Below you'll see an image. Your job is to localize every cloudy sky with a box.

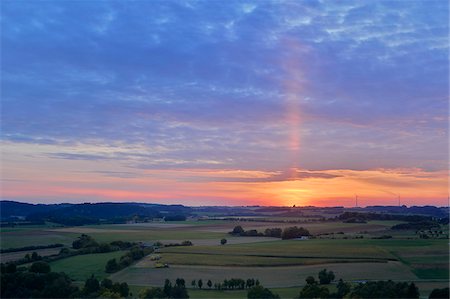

[1,0,448,206]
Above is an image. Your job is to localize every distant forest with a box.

[1,200,448,227]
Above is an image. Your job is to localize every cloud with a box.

[1,0,448,204]
[178,168,342,183]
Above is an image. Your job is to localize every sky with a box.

[1,0,448,207]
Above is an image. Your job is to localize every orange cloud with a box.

[2,163,447,207]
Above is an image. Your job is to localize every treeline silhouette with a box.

[229,225,311,239]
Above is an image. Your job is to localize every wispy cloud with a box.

[1,0,448,205]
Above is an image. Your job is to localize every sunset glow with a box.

[1,1,448,207]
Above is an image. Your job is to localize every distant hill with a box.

[0,200,67,219]
[0,201,191,225]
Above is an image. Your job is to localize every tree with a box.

[72,234,98,249]
[163,279,172,297]
[281,226,310,240]
[336,279,351,297]
[318,269,335,284]
[31,252,41,261]
[4,263,16,273]
[101,278,113,289]
[298,284,329,299]
[176,278,186,287]
[198,279,203,289]
[231,226,245,235]
[349,281,420,298]
[181,240,193,246]
[84,275,100,294]
[406,282,419,299]
[305,276,316,285]
[139,287,166,298]
[105,258,119,273]
[220,238,227,245]
[119,282,129,297]
[171,285,189,299]
[29,261,51,274]
[264,228,282,238]
[247,285,280,299]
[429,287,449,299]
[207,280,212,289]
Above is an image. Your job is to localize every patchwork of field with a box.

[0,220,403,249]
[1,219,448,299]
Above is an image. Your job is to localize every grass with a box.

[110,261,416,288]
[50,251,124,281]
[158,252,387,267]
[161,239,395,260]
[371,239,449,280]
[2,221,447,290]
[0,231,79,249]
[0,247,62,263]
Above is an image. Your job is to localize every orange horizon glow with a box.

[2,157,448,207]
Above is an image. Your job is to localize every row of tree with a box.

[8,235,136,267]
[190,278,261,290]
[229,225,311,239]
[0,243,63,254]
[139,278,189,298]
[105,246,152,273]
[297,271,421,299]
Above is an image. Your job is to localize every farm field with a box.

[49,251,125,281]
[110,261,416,288]
[1,218,448,299]
[0,247,62,263]
[0,219,409,249]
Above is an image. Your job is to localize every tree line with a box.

[105,246,153,273]
[0,261,130,298]
[190,278,261,290]
[229,225,311,239]
[1,243,63,254]
[8,234,137,267]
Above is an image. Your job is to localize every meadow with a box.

[1,218,448,298]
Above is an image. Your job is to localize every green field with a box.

[161,239,394,259]
[110,261,417,288]
[1,219,448,299]
[49,251,124,281]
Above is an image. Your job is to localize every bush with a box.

[139,287,166,298]
[318,269,335,284]
[429,287,449,299]
[247,285,279,299]
[84,275,100,295]
[349,280,419,298]
[181,240,193,246]
[105,258,119,273]
[264,228,282,238]
[72,234,98,249]
[231,226,245,235]
[298,284,329,298]
[29,261,51,274]
[281,226,310,240]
